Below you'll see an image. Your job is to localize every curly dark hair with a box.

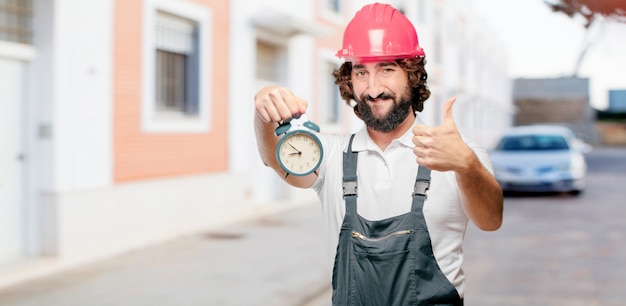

[332,57,430,118]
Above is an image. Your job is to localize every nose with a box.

[366,75,384,100]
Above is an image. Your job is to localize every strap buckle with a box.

[413,181,430,197]
[343,181,358,197]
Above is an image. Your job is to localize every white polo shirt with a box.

[311,115,494,298]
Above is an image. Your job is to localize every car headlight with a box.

[559,162,571,171]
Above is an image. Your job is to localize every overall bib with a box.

[331,135,463,306]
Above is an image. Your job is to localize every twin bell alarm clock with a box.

[274,114,323,177]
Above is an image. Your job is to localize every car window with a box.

[496,135,570,151]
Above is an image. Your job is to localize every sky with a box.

[469,0,626,110]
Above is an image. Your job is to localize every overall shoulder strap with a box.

[411,165,431,212]
[342,134,357,213]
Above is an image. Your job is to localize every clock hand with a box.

[287,143,301,154]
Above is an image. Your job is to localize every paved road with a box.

[0,203,332,306]
[463,147,626,305]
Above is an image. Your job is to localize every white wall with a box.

[0,43,35,264]
[228,0,262,175]
[48,173,315,264]
[26,0,115,259]
[50,0,114,191]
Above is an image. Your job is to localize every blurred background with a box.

[1,0,625,305]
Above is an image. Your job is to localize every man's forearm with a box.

[456,154,504,231]
[254,113,280,169]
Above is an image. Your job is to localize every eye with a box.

[353,70,368,81]
[380,68,396,77]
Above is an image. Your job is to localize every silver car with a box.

[490,125,590,195]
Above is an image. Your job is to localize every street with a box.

[463,146,626,305]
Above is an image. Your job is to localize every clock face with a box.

[276,130,323,176]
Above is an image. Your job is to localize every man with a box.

[254,3,503,305]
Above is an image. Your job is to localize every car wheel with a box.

[569,190,582,196]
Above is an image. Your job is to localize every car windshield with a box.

[496,135,570,151]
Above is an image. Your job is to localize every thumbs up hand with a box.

[412,97,473,172]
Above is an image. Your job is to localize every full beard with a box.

[355,90,413,133]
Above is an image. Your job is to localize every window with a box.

[320,0,345,24]
[142,0,212,133]
[0,0,32,44]
[256,40,280,82]
[326,0,340,13]
[497,135,570,151]
[155,12,198,115]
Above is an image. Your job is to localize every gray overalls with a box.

[331,135,463,305]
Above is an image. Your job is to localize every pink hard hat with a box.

[336,3,425,62]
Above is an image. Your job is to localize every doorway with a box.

[0,57,26,264]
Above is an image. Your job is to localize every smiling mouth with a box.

[368,98,387,103]
[368,98,395,107]
[363,93,394,102]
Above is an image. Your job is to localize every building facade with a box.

[513,77,598,143]
[0,0,511,288]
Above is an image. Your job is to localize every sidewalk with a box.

[0,203,333,306]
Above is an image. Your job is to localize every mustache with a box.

[360,92,395,102]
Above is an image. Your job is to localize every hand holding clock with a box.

[254,86,323,177]
[254,86,308,124]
